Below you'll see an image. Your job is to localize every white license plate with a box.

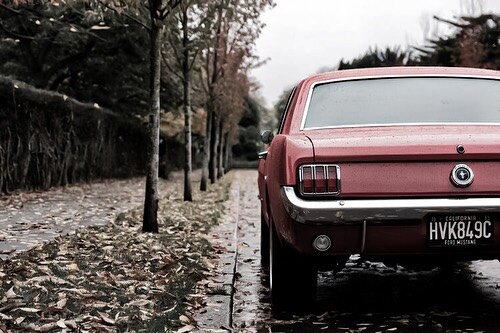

[427,214,494,247]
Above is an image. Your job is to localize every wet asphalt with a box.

[230,170,500,333]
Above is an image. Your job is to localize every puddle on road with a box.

[253,258,500,333]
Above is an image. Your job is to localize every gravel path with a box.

[0,172,188,258]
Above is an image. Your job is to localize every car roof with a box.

[301,66,500,86]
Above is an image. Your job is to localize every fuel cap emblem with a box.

[451,164,474,188]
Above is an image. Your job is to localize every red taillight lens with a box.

[299,165,340,196]
[301,166,314,194]
[314,166,327,193]
[327,166,338,193]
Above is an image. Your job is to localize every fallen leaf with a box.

[176,325,195,333]
[66,262,79,271]
[126,299,152,307]
[179,314,190,324]
[56,319,67,328]
[5,287,17,299]
[17,307,40,313]
[98,311,115,325]
[0,313,13,321]
[56,298,67,309]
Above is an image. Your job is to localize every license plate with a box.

[427,214,494,247]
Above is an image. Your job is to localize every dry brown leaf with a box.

[126,299,152,307]
[5,287,17,299]
[65,320,77,329]
[176,325,195,333]
[98,311,115,325]
[17,307,40,313]
[56,298,67,309]
[56,319,67,328]
[89,301,108,309]
[66,262,79,271]
[0,313,13,321]
[179,314,190,325]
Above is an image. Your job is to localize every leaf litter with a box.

[0,175,231,332]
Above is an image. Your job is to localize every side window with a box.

[277,87,296,134]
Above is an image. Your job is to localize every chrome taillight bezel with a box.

[298,164,341,196]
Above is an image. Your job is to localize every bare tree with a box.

[165,0,213,200]
[98,0,183,232]
[199,0,274,190]
[142,0,182,232]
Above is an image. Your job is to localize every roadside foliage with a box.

[0,174,230,332]
[0,0,273,197]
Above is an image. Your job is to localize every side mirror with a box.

[261,130,274,144]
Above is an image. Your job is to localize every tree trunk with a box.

[182,9,193,202]
[209,113,219,184]
[224,132,230,171]
[200,104,212,191]
[217,121,224,178]
[143,19,162,233]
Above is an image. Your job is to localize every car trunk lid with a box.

[305,125,500,198]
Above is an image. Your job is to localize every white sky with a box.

[251,0,500,107]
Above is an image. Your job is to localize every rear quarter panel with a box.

[265,134,314,244]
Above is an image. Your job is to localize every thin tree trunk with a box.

[217,122,224,178]
[209,113,215,183]
[210,113,219,184]
[182,8,193,202]
[207,7,223,186]
[224,132,230,171]
[143,19,162,233]
[200,104,212,191]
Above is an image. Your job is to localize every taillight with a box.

[299,165,340,196]
[301,166,314,193]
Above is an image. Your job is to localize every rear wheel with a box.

[269,220,317,311]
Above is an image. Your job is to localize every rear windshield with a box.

[303,77,500,129]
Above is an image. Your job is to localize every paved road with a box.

[0,172,186,259]
[225,170,500,333]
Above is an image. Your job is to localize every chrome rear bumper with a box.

[281,186,500,224]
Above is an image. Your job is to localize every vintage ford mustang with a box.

[258,67,500,308]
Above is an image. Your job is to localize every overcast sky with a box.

[251,0,500,107]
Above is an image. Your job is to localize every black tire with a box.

[260,212,270,268]
[269,221,317,311]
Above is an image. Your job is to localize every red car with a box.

[258,67,500,309]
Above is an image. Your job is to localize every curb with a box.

[194,179,240,332]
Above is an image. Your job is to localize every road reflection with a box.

[259,258,500,333]
[229,172,500,333]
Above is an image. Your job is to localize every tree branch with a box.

[0,22,36,40]
[168,34,184,68]
[98,0,151,32]
[159,0,182,20]
[0,3,21,15]
[412,46,433,55]
[44,40,96,88]
[433,16,468,28]
[188,47,200,71]
[162,51,184,81]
